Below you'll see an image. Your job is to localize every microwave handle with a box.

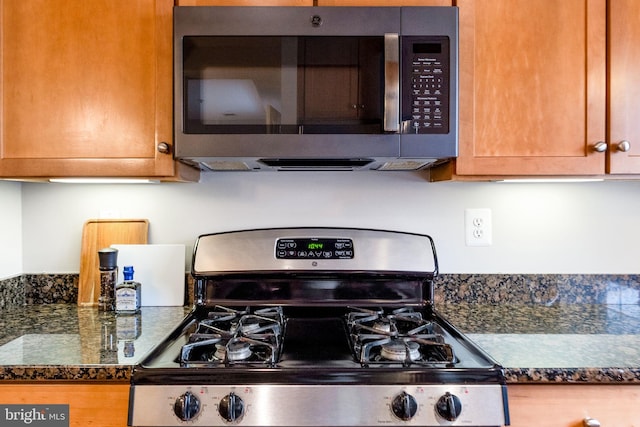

[384,33,400,133]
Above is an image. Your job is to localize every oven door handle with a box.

[384,33,400,133]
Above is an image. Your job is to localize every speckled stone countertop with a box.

[438,303,640,383]
[0,303,639,383]
[0,304,189,381]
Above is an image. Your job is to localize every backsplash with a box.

[434,274,640,305]
[0,274,194,308]
[1,274,638,308]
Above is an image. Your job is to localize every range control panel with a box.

[402,36,450,134]
[130,384,508,426]
[275,238,354,260]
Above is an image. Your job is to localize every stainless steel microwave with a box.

[174,6,458,172]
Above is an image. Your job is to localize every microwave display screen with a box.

[182,36,385,135]
[413,43,442,54]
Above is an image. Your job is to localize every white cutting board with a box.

[110,244,185,306]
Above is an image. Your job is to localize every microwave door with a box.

[384,33,400,133]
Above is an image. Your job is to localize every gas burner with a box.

[179,306,284,367]
[373,318,393,334]
[380,339,421,361]
[226,341,252,361]
[346,307,457,366]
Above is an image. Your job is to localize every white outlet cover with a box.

[465,208,492,246]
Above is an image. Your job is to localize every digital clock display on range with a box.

[276,238,354,260]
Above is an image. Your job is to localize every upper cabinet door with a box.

[316,1,452,5]
[177,0,313,5]
[454,0,606,176]
[608,0,640,174]
[0,0,177,178]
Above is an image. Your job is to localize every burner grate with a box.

[179,306,284,367]
[346,307,457,367]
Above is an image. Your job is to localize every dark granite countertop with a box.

[0,304,189,381]
[438,303,640,383]
[0,303,639,383]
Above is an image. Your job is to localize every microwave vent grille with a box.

[378,160,437,171]
[201,161,252,171]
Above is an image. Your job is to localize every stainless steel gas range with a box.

[128,227,509,426]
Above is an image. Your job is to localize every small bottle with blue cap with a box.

[115,266,141,314]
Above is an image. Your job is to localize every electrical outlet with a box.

[465,208,492,246]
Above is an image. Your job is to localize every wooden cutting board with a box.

[77,219,149,306]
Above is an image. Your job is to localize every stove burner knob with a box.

[435,392,462,421]
[391,391,418,421]
[174,391,201,421]
[219,392,245,423]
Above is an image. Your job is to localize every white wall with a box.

[0,181,23,279]
[17,172,640,274]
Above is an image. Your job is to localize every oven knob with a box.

[173,391,201,421]
[218,392,245,422]
[391,391,418,421]
[435,392,462,421]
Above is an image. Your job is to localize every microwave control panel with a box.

[402,36,450,134]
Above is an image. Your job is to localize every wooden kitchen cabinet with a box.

[176,1,451,9]
[0,0,196,180]
[435,0,608,179]
[508,384,640,427]
[434,0,640,180]
[317,1,451,5]
[607,0,640,173]
[177,0,313,5]
[0,384,129,427]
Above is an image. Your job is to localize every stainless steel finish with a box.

[384,33,400,132]
[617,140,631,152]
[173,6,458,172]
[583,417,601,427]
[130,384,507,426]
[130,226,508,427]
[193,228,437,276]
[175,6,401,36]
[594,141,608,152]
